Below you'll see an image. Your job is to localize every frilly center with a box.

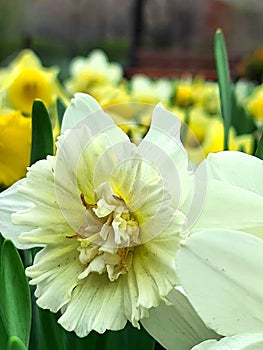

[70,182,140,282]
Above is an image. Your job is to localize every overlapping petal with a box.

[192,333,263,350]
[141,288,219,350]
[0,180,35,249]
[176,229,263,336]
[192,152,263,236]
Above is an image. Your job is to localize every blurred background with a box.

[1,0,263,81]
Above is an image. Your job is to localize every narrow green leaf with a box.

[231,89,257,135]
[65,323,155,350]
[30,99,54,165]
[0,240,31,347]
[7,336,27,350]
[0,232,4,254]
[214,29,232,150]
[56,98,67,128]
[0,313,9,350]
[38,308,67,350]
[255,130,263,160]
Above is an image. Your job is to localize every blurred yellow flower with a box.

[90,84,130,107]
[196,82,220,115]
[186,118,254,164]
[246,87,263,121]
[174,83,194,108]
[0,110,31,187]
[65,50,123,95]
[129,75,172,106]
[0,49,68,115]
[173,78,220,115]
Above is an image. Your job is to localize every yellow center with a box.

[8,68,52,114]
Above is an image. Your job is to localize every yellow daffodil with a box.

[186,118,253,164]
[0,94,261,338]
[0,49,69,115]
[65,49,123,96]
[0,109,31,187]
[174,82,194,108]
[246,86,263,122]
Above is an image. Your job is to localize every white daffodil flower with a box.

[65,50,123,95]
[0,93,191,337]
[1,93,263,340]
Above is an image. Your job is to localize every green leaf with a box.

[176,230,263,337]
[231,89,257,135]
[192,333,263,350]
[0,232,4,255]
[7,336,27,350]
[65,323,155,350]
[214,29,232,150]
[255,130,263,160]
[31,99,54,165]
[141,288,219,350]
[38,308,67,350]
[0,314,9,350]
[56,98,67,128]
[0,240,31,347]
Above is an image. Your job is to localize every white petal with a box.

[108,63,122,84]
[138,104,191,209]
[132,215,185,309]
[192,333,263,350]
[0,179,36,249]
[58,273,127,336]
[192,152,263,236]
[205,151,263,195]
[55,127,136,232]
[27,240,82,313]
[141,288,219,350]
[176,229,263,336]
[61,93,130,146]
[191,340,217,350]
[13,157,78,232]
[88,49,108,68]
[61,93,102,132]
[192,180,263,236]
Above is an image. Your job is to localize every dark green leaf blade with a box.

[7,336,27,350]
[38,308,67,350]
[231,88,257,135]
[0,312,9,350]
[31,99,54,165]
[255,130,263,160]
[214,28,232,150]
[56,98,67,128]
[0,240,31,347]
[65,323,155,350]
